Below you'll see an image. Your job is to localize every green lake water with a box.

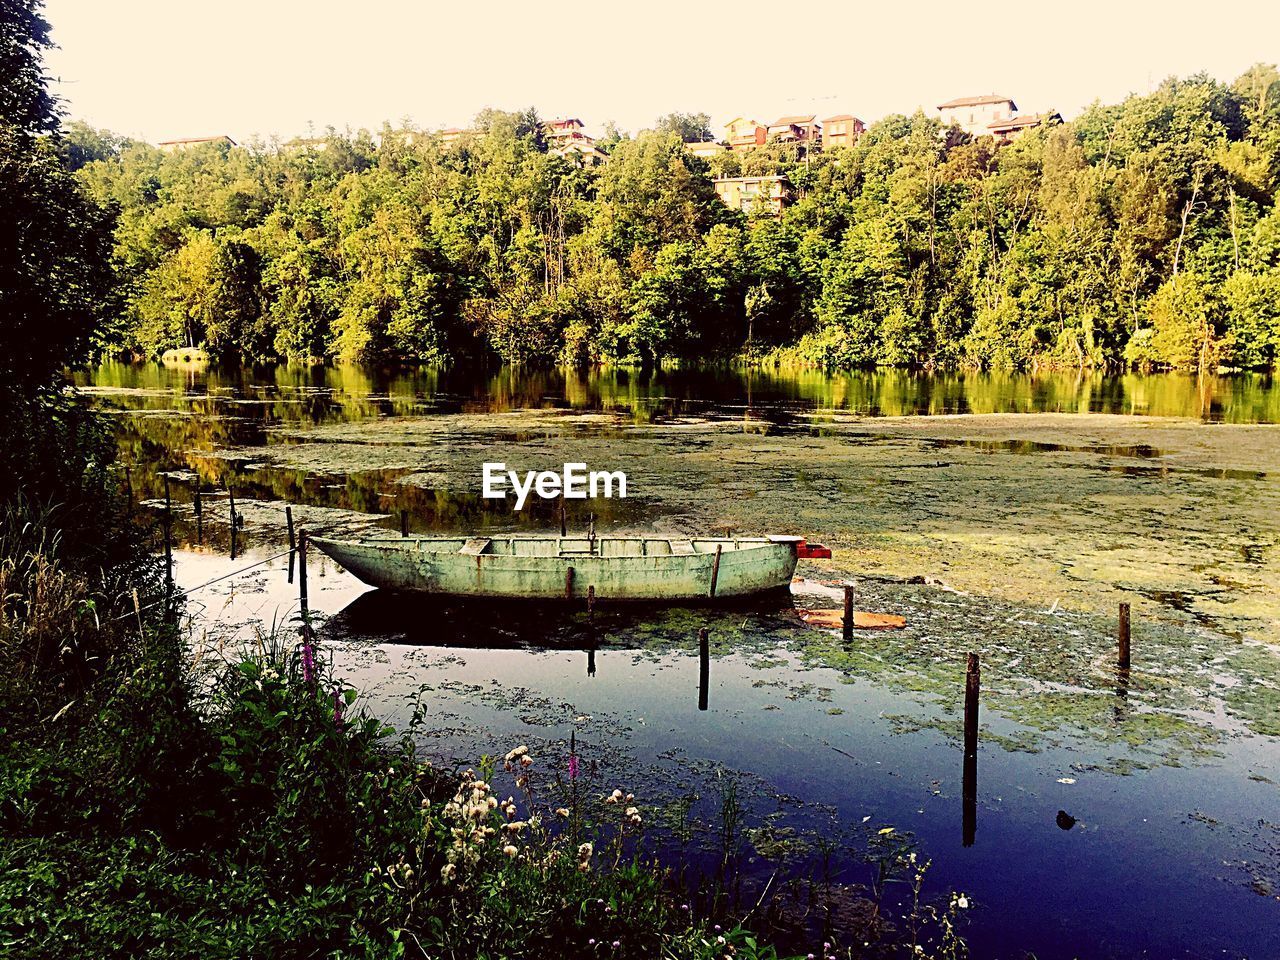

[73,362,1280,960]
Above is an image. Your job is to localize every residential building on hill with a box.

[157,135,236,152]
[713,175,793,216]
[724,117,767,151]
[544,118,607,166]
[545,117,587,143]
[555,136,608,166]
[686,140,726,158]
[767,114,821,147]
[822,114,865,149]
[937,95,1017,137]
[987,110,1062,143]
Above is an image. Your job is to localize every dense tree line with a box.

[70,68,1280,371]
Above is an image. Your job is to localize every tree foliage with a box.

[67,66,1280,372]
[0,0,119,510]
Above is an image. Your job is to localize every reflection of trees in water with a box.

[76,362,1280,424]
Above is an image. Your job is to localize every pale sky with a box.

[43,0,1280,144]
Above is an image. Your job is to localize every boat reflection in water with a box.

[322,588,798,703]
[326,588,795,650]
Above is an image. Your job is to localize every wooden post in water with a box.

[565,565,575,599]
[708,544,723,598]
[964,653,980,756]
[962,652,979,847]
[228,486,239,560]
[587,584,595,621]
[400,509,408,538]
[162,475,173,601]
[559,494,567,537]
[698,627,710,711]
[194,486,203,544]
[1118,602,1131,671]
[285,506,296,584]
[843,584,854,641]
[297,531,309,623]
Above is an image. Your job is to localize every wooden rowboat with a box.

[310,534,831,601]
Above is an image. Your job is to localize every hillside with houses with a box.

[62,68,1280,371]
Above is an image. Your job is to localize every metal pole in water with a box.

[843,583,854,641]
[1118,602,1131,670]
[698,627,710,711]
[962,652,979,847]
[285,505,296,584]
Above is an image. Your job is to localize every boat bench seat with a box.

[459,538,492,556]
[670,540,696,555]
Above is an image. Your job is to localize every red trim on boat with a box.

[796,540,832,559]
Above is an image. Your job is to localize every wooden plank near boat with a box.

[797,608,907,631]
[459,537,491,556]
[310,534,818,601]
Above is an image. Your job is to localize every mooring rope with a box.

[111,547,295,622]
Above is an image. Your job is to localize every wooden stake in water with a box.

[843,584,854,641]
[587,584,595,620]
[708,544,723,598]
[162,475,173,600]
[964,653,980,757]
[228,486,239,560]
[565,565,575,599]
[400,509,408,538]
[962,652,979,846]
[298,531,309,622]
[698,627,710,711]
[285,505,296,584]
[1118,602,1132,671]
[559,494,567,538]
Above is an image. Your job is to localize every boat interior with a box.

[391,536,771,557]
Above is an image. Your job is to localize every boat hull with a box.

[310,536,800,600]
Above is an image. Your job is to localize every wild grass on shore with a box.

[0,502,967,959]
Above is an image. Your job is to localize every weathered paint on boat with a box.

[310,535,803,600]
